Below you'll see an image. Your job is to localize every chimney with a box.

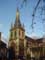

[0,32,1,41]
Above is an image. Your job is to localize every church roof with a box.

[25,36,43,43]
[25,36,36,43]
[36,38,43,43]
[0,32,7,48]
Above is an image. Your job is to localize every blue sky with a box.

[0,0,45,41]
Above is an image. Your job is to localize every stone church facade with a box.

[8,8,26,60]
[8,8,45,60]
[0,8,45,60]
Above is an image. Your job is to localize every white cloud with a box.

[30,32,38,39]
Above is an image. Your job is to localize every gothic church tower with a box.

[8,8,25,57]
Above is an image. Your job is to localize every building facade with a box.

[0,32,7,60]
[8,8,45,60]
[8,8,26,60]
[0,8,45,60]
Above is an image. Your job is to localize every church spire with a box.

[16,8,20,20]
[14,8,22,28]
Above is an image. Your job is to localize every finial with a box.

[16,7,20,20]
[23,23,24,28]
[11,22,13,29]
[22,23,25,31]
[17,7,19,12]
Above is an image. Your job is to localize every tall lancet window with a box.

[10,31,13,38]
[22,31,24,37]
[19,30,20,36]
[15,31,16,38]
